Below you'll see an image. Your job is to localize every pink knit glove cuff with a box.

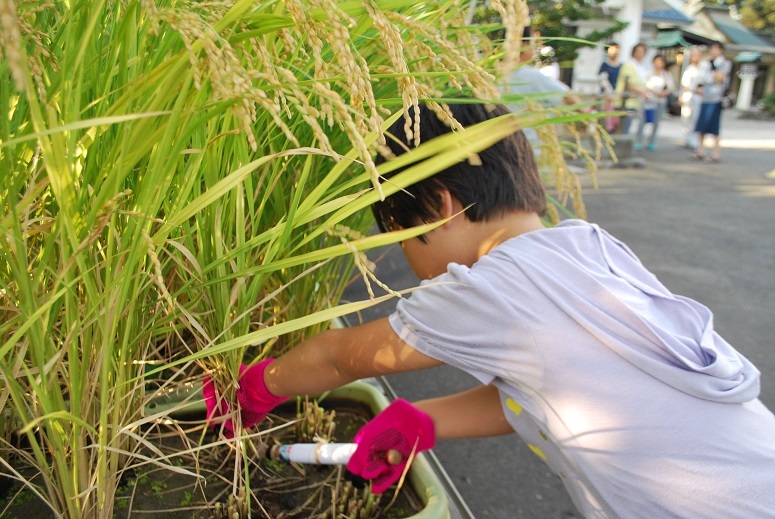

[236,359,289,430]
[346,399,435,493]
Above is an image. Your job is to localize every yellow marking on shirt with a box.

[506,398,523,415]
[528,444,547,461]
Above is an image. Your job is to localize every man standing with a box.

[693,41,731,163]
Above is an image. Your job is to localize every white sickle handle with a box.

[270,443,402,466]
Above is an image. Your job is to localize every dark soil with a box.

[0,398,424,518]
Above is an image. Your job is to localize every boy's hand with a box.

[203,359,288,437]
[346,399,435,493]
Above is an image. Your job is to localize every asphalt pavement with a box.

[341,110,775,518]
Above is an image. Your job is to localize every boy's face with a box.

[400,195,475,280]
[401,235,450,280]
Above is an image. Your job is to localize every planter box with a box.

[144,379,450,518]
[324,380,450,519]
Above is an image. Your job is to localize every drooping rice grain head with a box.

[489,0,529,77]
[385,10,500,101]
[0,1,599,517]
[362,0,419,147]
[0,0,27,91]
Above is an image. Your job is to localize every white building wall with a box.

[573,23,608,94]
[618,1,645,58]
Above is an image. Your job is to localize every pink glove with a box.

[203,359,288,437]
[346,399,435,493]
[202,373,235,436]
[235,359,288,428]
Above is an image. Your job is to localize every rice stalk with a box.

[0,0,602,517]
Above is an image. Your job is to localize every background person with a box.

[598,42,622,132]
[639,54,675,151]
[205,102,775,518]
[538,46,561,81]
[500,26,586,154]
[615,43,652,138]
[693,41,731,163]
[598,42,622,93]
[679,46,704,150]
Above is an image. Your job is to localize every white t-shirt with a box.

[389,219,775,518]
[500,66,570,149]
[698,57,732,104]
[502,65,570,103]
[680,63,702,104]
[645,70,675,105]
[681,63,702,91]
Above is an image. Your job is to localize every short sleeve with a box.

[387,263,543,388]
[614,63,630,92]
[666,72,676,91]
[616,62,645,91]
[541,74,570,94]
[504,67,569,102]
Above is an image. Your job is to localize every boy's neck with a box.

[469,211,545,260]
[423,191,546,275]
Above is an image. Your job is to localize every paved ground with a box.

[341,110,775,518]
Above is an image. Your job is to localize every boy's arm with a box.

[263,318,513,439]
[414,384,514,440]
[264,317,442,397]
[344,384,513,493]
[263,318,514,440]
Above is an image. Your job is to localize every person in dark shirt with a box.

[598,42,621,92]
[598,42,622,132]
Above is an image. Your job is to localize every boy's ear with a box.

[436,188,465,226]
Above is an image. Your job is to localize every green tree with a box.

[738,0,775,33]
[717,0,775,34]
[474,0,628,65]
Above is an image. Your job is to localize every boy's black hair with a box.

[372,103,546,239]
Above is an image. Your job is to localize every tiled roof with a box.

[649,30,691,48]
[643,8,694,24]
[707,10,772,48]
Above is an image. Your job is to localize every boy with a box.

[205,103,775,518]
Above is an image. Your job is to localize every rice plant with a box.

[0,0,598,517]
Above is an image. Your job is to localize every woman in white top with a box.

[638,54,675,151]
[679,47,703,150]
